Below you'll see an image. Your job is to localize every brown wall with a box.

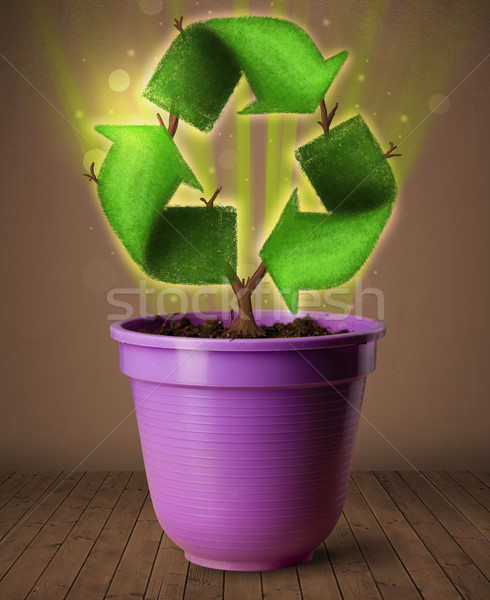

[1,1,489,470]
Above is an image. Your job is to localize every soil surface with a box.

[139,315,349,339]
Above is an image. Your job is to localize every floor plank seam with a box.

[23,471,110,600]
[0,471,88,585]
[375,471,487,600]
[61,471,133,600]
[445,472,489,513]
[1,472,488,600]
[351,474,425,599]
[101,481,150,599]
[0,472,64,546]
[399,471,490,577]
[0,472,38,512]
[323,542,345,600]
[141,524,165,600]
[295,564,304,600]
[419,472,489,541]
[0,471,78,548]
[470,472,490,487]
[340,505,384,599]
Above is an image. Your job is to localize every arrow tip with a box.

[321,49,348,90]
[237,99,278,116]
[282,289,300,315]
[260,188,302,314]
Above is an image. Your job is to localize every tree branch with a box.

[200,186,222,207]
[317,100,338,133]
[230,262,267,295]
[168,114,179,137]
[246,262,267,292]
[174,16,184,33]
[157,113,179,138]
[83,162,98,184]
[385,141,402,158]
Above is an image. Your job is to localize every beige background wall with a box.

[1,1,489,470]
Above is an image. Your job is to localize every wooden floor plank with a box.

[401,471,490,580]
[0,471,106,600]
[224,570,262,600]
[64,471,148,600]
[344,477,423,599]
[144,534,189,600]
[0,472,62,540]
[471,472,490,487]
[104,494,162,599]
[0,472,37,509]
[262,565,301,600]
[353,472,462,600]
[1,471,488,600]
[325,513,382,600]
[296,544,342,600]
[26,471,131,600]
[448,472,489,511]
[0,473,14,487]
[377,471,490,600]
[183,563,224,600]
[423,471,489,538]
[0,471,85,579]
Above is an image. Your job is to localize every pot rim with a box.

[110,310,386,352]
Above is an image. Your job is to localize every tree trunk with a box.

[226,263,267,338]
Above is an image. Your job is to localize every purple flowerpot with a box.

[110,310,385,571]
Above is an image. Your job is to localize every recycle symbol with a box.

[95,17,397,314]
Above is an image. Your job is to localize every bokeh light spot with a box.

[127,49,135,57]
[75,110,84,119]
[429,93,451,114]
[138,0,163,15]
[109,69,130,92]
[357,74,365,82]
[382,112,412,140]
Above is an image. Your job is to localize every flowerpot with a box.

[110,310,385,571]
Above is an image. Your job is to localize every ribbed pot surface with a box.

[111,311,385,571]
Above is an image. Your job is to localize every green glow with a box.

[235,78,253,271]
[25,1,480,313]
[30,2,86,153]
[264,114,283,236]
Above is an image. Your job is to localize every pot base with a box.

[184,550,314,572]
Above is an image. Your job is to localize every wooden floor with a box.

[0,471,488,600]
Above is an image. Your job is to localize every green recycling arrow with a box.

[95,124,237,283]
[143,17,348,132]
[94,17,398,317]
[260,115,397,313]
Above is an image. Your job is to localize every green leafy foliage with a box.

[95,125,237,283]
[260,115,397,312]
[95,18,398,316]
[143,17,348,132]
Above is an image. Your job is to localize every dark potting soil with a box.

[139,315,349,339]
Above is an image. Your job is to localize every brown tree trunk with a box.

[227,263,267,338]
